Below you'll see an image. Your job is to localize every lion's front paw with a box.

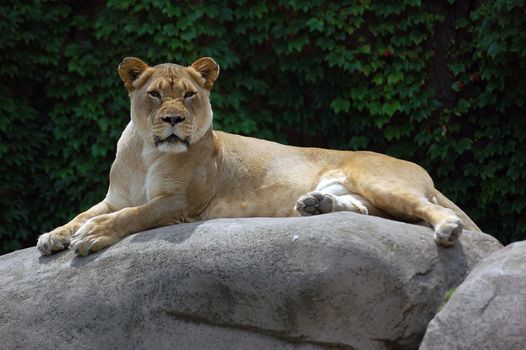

[37,227,74,256]
[434,216,463,247]
[294,191,335,216]
[70,215,120,257]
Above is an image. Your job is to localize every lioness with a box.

[37,57,481,256]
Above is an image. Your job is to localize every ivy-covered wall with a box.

[1,0,525,254]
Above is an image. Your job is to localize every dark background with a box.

[1,0,525,254]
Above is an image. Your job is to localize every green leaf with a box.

[453,138,472,153]
[383,101,401,116]
[306,18,324,32]
[387,71,404,85]
[287,36,309,52]
[448,63,465,75]
[330,98,351,114]
[372,74,384,85]
[351,86,367,101]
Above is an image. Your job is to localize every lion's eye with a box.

[148,90,161,99]
[184,91,197,99]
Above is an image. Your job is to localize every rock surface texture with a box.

[420,240,526,350]
[0,212,502,350]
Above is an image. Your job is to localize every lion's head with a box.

[118,57,219,153]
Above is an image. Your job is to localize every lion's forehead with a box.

[153,63,185,72]
[147,65,196,92]
[150,76,194,92]
[151,63,188,81]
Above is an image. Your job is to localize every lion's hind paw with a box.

[294,191,335,216]
[434,216,463,247]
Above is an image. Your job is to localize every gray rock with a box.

[0,212,502,350]
[420,240,526,350]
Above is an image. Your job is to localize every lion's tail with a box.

[432,189,482,232]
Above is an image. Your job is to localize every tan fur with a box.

[37,57,481,256]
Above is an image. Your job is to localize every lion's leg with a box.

[415,198,463,247]
[294,176,374,216]
[295,192,370,216]
[69,195,183,256]
[37,201,114,255]
[362,186,463,247]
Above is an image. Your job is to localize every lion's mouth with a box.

[154,134,190,147]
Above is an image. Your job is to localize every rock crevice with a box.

[420,241,526,350]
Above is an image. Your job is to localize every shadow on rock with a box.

[130,221,200,245]
[37,249,70,265]
[435,240,469,281]
[70,249,106,267]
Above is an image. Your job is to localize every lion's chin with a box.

[156,141,188,153]
[153,134,190,153]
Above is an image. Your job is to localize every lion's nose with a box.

[161,115,185,126]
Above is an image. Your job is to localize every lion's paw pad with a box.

[295,192,335,216]
[434,216,463,247]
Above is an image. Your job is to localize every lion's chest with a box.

[140,151,218,218]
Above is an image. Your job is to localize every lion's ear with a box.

[118,57,149,92]
[189,57,220,91]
